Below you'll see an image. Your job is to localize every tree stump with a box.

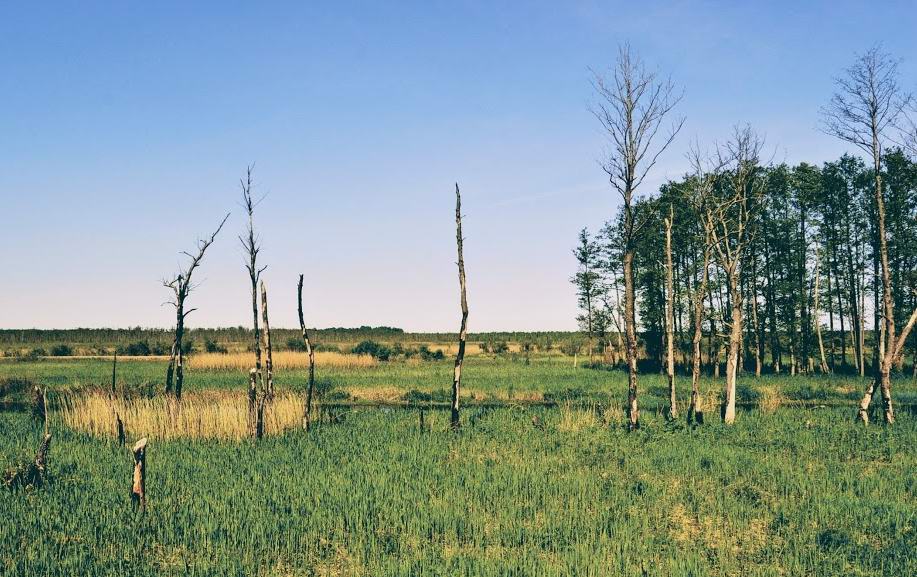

[131,438,148,511]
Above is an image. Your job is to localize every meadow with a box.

[2,349,916,576]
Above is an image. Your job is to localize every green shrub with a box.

[352,340,391,361]
[204,338,228,354]
[49,344,73,357]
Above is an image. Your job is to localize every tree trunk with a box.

[689,247,711,425]
[298,274,316,432]
[248,368,258,438]
[722,269,742,424]
[451,184,469,430]
[260,282,274,401]
[623,249,639,430]
[813,248,830,373]
[664,208,677,420]
[131,438,147,511]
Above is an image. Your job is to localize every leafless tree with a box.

[821,47,915,424]
[298,274,316,431]
[686,145,722,424]
[663,205,677,420]
[240,165,267,392]
[164,213,230,400]
[451,183,469,430]
[591,43,684,430]
[260,281,274,400]
[702,126,765,424]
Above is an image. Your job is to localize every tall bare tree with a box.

[164,213,229,400]
[451,183,469,430]
[821,47,915,424]
[591,44,684,430]
[663,205,677,420]
[703,126,764,424]
[298,274,316,432]
[240,165,267,391]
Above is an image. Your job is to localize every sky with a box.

[2,1,916,332]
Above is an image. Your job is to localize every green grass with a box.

[1,407,915,576]
[1,355,916,575]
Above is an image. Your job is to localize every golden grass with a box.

[59,391,305,440]
[188,351,376,371]
[758,385,784,414]
[557,402,600,432]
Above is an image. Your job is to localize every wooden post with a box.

[111,353,118,395]
[297,274,316,432]
[451,183,469,430]
[131,438,147,511]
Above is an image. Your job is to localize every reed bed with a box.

[188,351,376,371]
[58,391,305,440]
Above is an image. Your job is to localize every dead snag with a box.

[451,183,469,430]
[3,434,52,490]
[33,385,48,434]
[131,438,148,511]
[297,274,316,431]
[164,213,230,400]
[116,414,125,445]
[248,368,258,438]
[260,281,275,401]
[240,164,267,396]
[664,205,677,420]
[111,353,118,396]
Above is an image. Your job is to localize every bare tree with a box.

[591,44,684,430]
[821,47,915,424]
[663,205,677,420]
[260,281,274,400]
[702,126,764,424]
[164,213,230,400]
[298,274,316,432]
[686,146,722,424]
[240,165,267,392]
[451,183,469,430]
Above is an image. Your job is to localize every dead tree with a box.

[260,281,274,400]
[703,126,764,425]
[298,274,316,432]
[451,183,469,430]
[248,368,258,438]
[33,385,48,434]
[591,44,684,431]
[131,438,147,511]
[164,213,230,400]
[111,353,117,396]
[821,47,915,424]
[686,146,723,424]
[3,433,52,490]
[664,205,677,420]
[240,165,267,395]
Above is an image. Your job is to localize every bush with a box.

[49,344,73,357]
[418,345,445,361]
[204,338,228,354]
[118,340,151,356]
[181,339,196,355]
[351,340,391,361]
[286,337,306,352]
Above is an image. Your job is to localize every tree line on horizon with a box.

[573,44,917,428]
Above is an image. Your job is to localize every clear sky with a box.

[2,1,916,331]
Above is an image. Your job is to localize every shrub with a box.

[418,345,445,361]
[204,338,228,354]
[118,340,151,356]
[49,344,73,357]
[351,340,391,361]
[181,339,196,355]
[286,337,306,352]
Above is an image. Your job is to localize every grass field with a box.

[2,353,916,575]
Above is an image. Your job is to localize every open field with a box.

[2,351,917,575]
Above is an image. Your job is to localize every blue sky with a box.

[2,1,916,331]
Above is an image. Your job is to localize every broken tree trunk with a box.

[664,206,677,420]
[33,385,48,434]
[451,183,469,430]
[260,281,274,401]
[131,438,147,511]
[248,368,258,438]
[3,434,52,490]
[298,274,316,432]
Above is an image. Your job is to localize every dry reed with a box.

[188,351,376,371]
[59,391,305,440]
